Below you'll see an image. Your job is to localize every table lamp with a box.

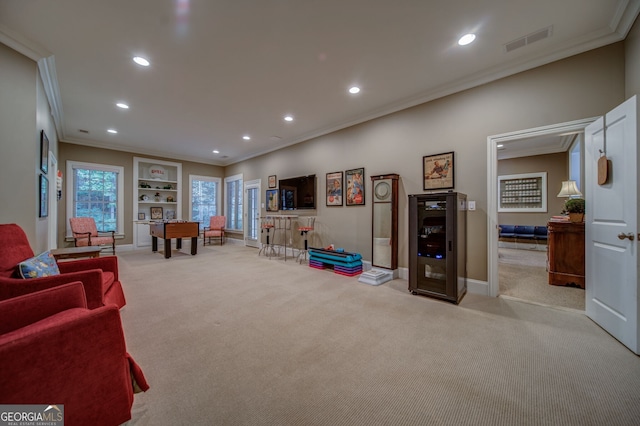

[557,180,582,198]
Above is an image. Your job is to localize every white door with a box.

[244,180,261,248]
[584,95,639,354]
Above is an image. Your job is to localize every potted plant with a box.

[564,198,585,223]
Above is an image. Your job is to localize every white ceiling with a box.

[1,0,638,166]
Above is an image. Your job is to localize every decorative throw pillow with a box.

[18,251,60,279]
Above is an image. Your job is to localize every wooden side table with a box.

[547,221,585,288]
[51,246,102,261]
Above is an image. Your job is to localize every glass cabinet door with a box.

[415,197,448,294]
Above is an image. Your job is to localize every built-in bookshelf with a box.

[133,157,182,248]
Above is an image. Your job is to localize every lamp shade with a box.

[557,180,582,197]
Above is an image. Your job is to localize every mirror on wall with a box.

[371,174,399,270]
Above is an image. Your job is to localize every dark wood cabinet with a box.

[408,192,467,304]
[547,221,585,288]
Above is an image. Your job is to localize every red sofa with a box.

[0,282,148,426]
[0,223,126,309]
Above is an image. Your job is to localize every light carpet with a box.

[499,248,584,311]
[119,244,640,425]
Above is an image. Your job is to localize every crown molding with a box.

[60,137,223,167]
[38,56,65,141]
[0,24,50,60]
[0,24,65,141]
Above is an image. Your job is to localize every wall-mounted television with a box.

[279,175,316,210]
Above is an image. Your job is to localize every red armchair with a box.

[0,223,126,309]
[203,215,226,245]
[69,217,116,254]
[0,282,148,426]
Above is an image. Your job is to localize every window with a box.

[224,174,243,231]
[190,175,221,230]
[66,161,124,236]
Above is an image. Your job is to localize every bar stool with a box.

[296,216,315,264]
[259,217,277,258]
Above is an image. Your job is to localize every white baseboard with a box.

[467,278,489,296]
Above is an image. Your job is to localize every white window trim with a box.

[224,173,243,232]
[65,160,125,237]
[189,174,222,222]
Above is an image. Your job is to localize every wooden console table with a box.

[547,221,585,288]
[51,246,102,261]
[150,221,199,259]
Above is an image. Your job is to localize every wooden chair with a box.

[203,216,226,246]
[69,217,116,254]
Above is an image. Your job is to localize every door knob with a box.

[617,233,635,241]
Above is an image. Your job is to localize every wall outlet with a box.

[468,200,476,211]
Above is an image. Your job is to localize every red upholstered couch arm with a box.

[0,269,106,309]
[0,285,137,426]
[57,255,119,281]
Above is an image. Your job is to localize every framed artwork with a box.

[345,168,365,206]
[423,151,454,190]
[39,174,48,218]
[150,206,164,220]
[266,189,279,212]
[40,130,49,174]
[498,172,547,213]
[138,212,146,220]
[326,171,343,206]
[268,175,277,189]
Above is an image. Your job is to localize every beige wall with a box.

[226,43,626,281]
[0,43,57,253]
[57,143,224,246]
[497,152,567,226]
[1,37,633,281]
[626,17,640,98]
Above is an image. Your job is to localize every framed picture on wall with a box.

[326,171,343,206]
[268,175,277,188]
[423,151,454,190]
[138,212,146,220]
[40,130,49,174]
[345,168,365,206]
[266,189,279,212]
[39,174,48,218]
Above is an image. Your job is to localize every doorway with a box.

[487,118,597,309]
[244,180,261,248]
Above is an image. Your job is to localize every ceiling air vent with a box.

[505,26,553,53]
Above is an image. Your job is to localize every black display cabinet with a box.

[408,192,467,304]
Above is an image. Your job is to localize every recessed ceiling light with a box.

[284,115,294,122]
[212,150,220,154]
[243,135,251,140]
[107,129,118,134]
[116,102,129,109]
[133,56,150,66]
[458,34,476,46]
[349,86,360,94]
